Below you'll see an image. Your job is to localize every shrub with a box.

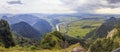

[29,46,36,50]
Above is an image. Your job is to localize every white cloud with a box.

[95,8,120,14]
[0,0,120,14]
[0,0,76,14]
[62,0,120,14]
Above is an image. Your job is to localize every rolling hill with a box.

[11,22,42,40]
[33,19,52,35]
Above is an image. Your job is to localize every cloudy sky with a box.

[0,0,120,14]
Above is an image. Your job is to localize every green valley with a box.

[59,19,104,38]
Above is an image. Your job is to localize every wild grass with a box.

[0,43,81,52]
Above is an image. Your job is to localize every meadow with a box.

[59,19,104,38]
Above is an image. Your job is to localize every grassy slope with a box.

[0,43,81,52]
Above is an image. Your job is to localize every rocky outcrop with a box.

[71,47,84,52]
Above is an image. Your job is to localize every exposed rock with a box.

[71,47,84,52]
[112,47,120,52]
[107,28,118,38]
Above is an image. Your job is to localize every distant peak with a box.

[16,21,28,25]
[2,15,8,19]
[109,17,116,20]
[106,17,116,22]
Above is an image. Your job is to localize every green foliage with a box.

[13,34,40,47]
[86,17,120,40]
[29,46,37,50]
[40,31,67,49]
[0,19,15,48]
[115,25,120,37]
[87,24,120,52]
[89,36,120,52]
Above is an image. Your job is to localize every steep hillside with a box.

[40,31,81,50]
[88,27,120,52]
[40,31,67,49]
[11,22,42,40]
[85,17,120,39]
[107,28,118,38]
[95,17,117,38]
[33,19,52,35]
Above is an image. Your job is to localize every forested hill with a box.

[85,17,120,39]
[88,26,120,52]
[11,21,42,40]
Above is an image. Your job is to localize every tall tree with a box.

[0,19,15,48]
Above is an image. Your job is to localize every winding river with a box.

[56,23,60,31]
[56,22,71,33]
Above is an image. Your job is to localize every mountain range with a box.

[1,14,53,40]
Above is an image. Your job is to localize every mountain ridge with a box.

[11,21,42,40]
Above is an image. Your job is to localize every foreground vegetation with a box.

[0,43,81,52]
[89,28,120,52]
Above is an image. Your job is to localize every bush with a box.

[40,31,64,49]
[29,46,36,50]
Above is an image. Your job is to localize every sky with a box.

[0,0,120,14]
